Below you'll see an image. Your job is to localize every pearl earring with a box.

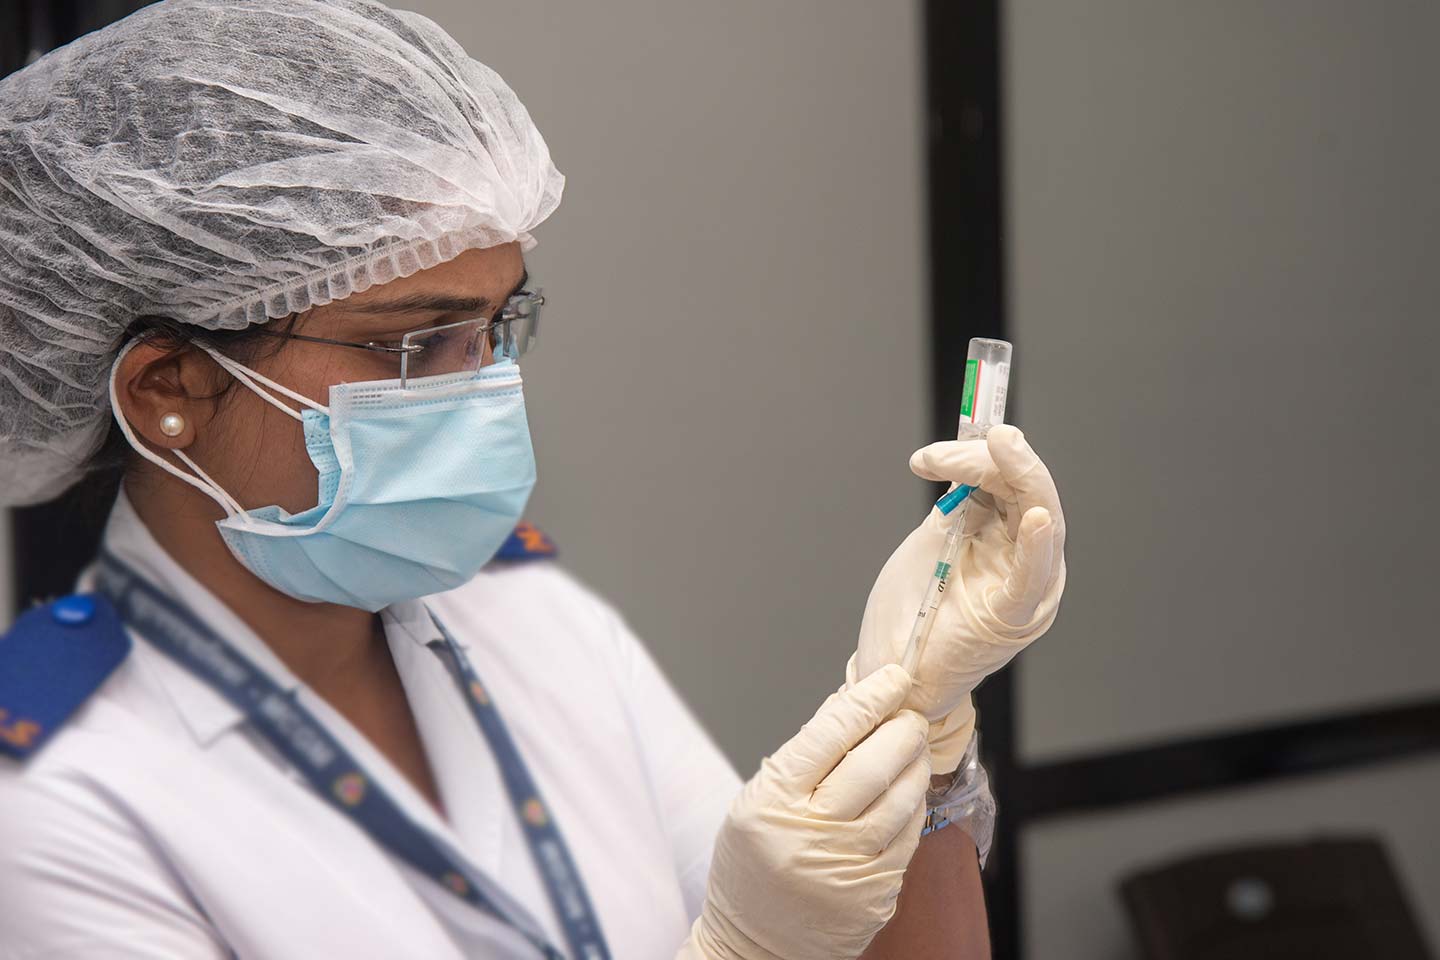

[159,413,186,438]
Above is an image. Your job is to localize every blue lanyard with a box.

[94,552,611,960]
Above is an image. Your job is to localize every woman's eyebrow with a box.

[341,270,529,317]
[343,293,493,316]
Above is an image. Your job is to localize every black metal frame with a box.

[925,2,1440,957]
[922,0,1023,954]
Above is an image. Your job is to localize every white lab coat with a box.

[0,494,742,959]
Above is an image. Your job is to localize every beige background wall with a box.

[1008,0,1440,763]
[403,0,930,770]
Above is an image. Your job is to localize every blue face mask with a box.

[110,344,536,612]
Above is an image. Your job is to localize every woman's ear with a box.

[113,340,225,451]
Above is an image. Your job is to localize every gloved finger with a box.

[809,709,928,822]
[986,426,1065,553]
[987,506,1056,626]
[853,749,932,857]
[767,664,913,793]
[963,486,1016,540]
[908,440,1018,504]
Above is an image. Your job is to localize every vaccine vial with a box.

[957,337,1011,438]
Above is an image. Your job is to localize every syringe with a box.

[899,337,1012,675]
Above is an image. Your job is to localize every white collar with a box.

[88,489,459,747]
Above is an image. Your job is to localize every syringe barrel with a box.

[958,337,1012,436]
[901,338,1016,671]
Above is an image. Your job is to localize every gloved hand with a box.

[848,425,1066,774]
[676,664,931,960]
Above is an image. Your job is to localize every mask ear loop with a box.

[108,339,332,519]
[108,340,248,518]
[200,347,328,420]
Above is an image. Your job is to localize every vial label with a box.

[960,359,979,420]
[960,359,1011,427]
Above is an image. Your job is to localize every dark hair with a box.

[77,313,298,519]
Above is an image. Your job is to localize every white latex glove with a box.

[676,664,931,960]
[848,425,1066,773]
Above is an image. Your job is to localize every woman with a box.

[0,2,1065,958]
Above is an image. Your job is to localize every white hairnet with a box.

[0,0,563,506]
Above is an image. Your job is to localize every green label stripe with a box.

[934,561,952,579]
[960,359,978,418]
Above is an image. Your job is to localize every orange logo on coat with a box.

[514,521,555,555]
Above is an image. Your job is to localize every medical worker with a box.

[0,2,1066,958]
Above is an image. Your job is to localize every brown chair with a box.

[1119,836,1432,960]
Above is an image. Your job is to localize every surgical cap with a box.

[0,0,563,506]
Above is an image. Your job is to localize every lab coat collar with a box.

[89,491,306,747]
[384,597,468,651]
[89,491,466,747]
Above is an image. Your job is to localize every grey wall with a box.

[1005,0,1440,953]
[403,0,929,771]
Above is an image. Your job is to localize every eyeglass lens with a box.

[399,290,541,384]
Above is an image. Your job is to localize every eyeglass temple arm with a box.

[252,329,422,355]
